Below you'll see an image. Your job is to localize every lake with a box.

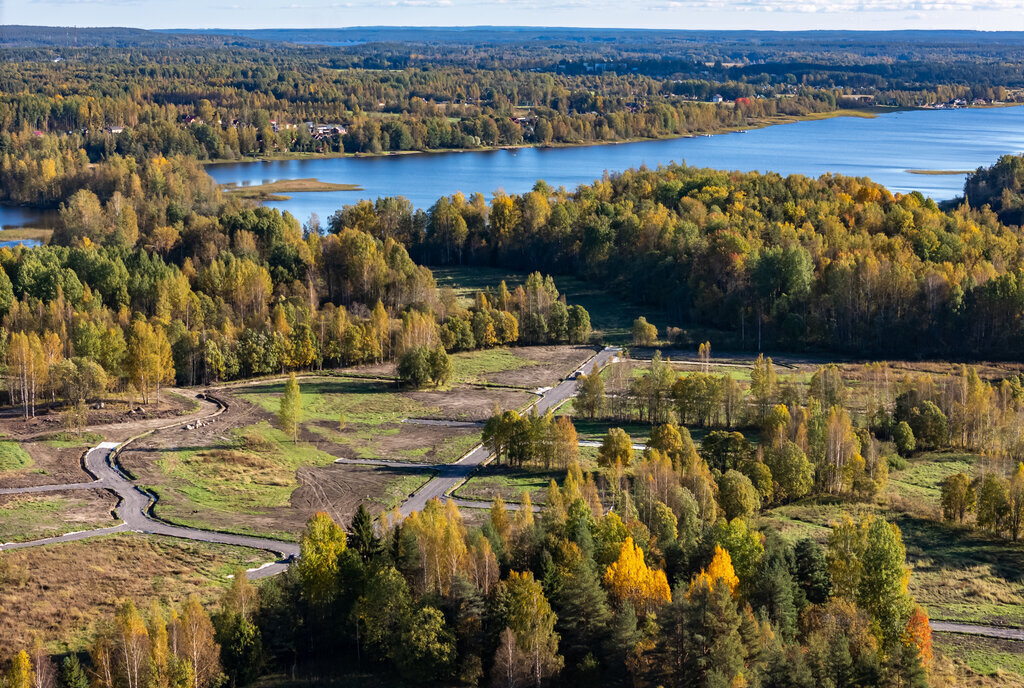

[204,106,1024,223]
[4,106,1024,231]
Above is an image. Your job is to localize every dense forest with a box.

[7,351,949,688]
[3,27,1022,210]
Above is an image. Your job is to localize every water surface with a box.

[205,107,1024,223]
[4,107,1023,231]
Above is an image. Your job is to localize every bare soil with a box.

[481,345,599,388]
[0,442,93,488]
[0,534,268,653]
[0,392,196,441]
[0,489,119,543]
[408,385,534,420]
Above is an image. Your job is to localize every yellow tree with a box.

[179,596,221,688]
[689,544,739,596]
[603,536,671,614]
[126,320,174,405]
[6,651,34,688]
[297,511,348,610]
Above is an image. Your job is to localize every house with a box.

[711,94,724,104]
[108,126,124,134]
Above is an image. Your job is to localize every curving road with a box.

[1,347,618,577]
[1,398,298,579]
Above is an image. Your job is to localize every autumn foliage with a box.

[603,536,671,614]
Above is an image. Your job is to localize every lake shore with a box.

[203,105,902,166]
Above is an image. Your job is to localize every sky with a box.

[3,0,1024,31]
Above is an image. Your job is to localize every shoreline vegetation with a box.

[907,169,975,175]
[203,106,901,167]
[219,178,363,200]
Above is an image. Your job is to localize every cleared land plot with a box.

[123,418,435,539]
[0,489,118,543]
[0,439,97,489]
[1,392,197,441]
[934,634,1024,686]
[0,534,269,653]
[450,345,597,388]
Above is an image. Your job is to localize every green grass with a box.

[0,441,34,471]
[888,451,978,501]
[156,421,337,514]
[0,493,118,543]
[451,348,536,385]
[934,634,1024,678]
[454,465,563,505]
[235,378,436,426]
[38,431,105,448]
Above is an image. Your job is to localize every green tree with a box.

[1008,462,1024,541]
[297,511,348,610]
[857,517,913,648]
[718,469,761,520]
[893,421,916,456]
[631,317,658,347]
[794,538,832,605]
[976,473,1010,534]
[491,570,563,688]
[597,427,634,468]
[394,606,456,681]
[350,504,381,562]
[278,373,302,442]
[575,372,604,420]
[765,440,814,502]
[58,656,89,688]
[940,472,975,523]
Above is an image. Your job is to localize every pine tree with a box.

[350,504,381,562]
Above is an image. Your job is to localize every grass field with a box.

[934,634,1024,684]
[0,534,271,653]
[450,348,539,385]
[0,440,34,470]
[454,465,563,505]
[236,378,437,426]
[0,490,118,543]
[155,421,337,514]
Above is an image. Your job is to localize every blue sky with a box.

[3,0,1023,31]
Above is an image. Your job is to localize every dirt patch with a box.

[146,461,433,539]
[407,385,535,420]
[0,442,93,489]
[0,392,196,441]
[0,534,268,653]
[481,346,598,388]
[0,489,119,543]
[304,420,479,464]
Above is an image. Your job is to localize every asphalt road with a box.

[399,346,619,516]
[1,348,619,577]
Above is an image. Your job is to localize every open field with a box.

[0,534,270,653]
[0,489,118,543]
[450,345,596,387]
[0,440,95,489]
[934,634,1024,686]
